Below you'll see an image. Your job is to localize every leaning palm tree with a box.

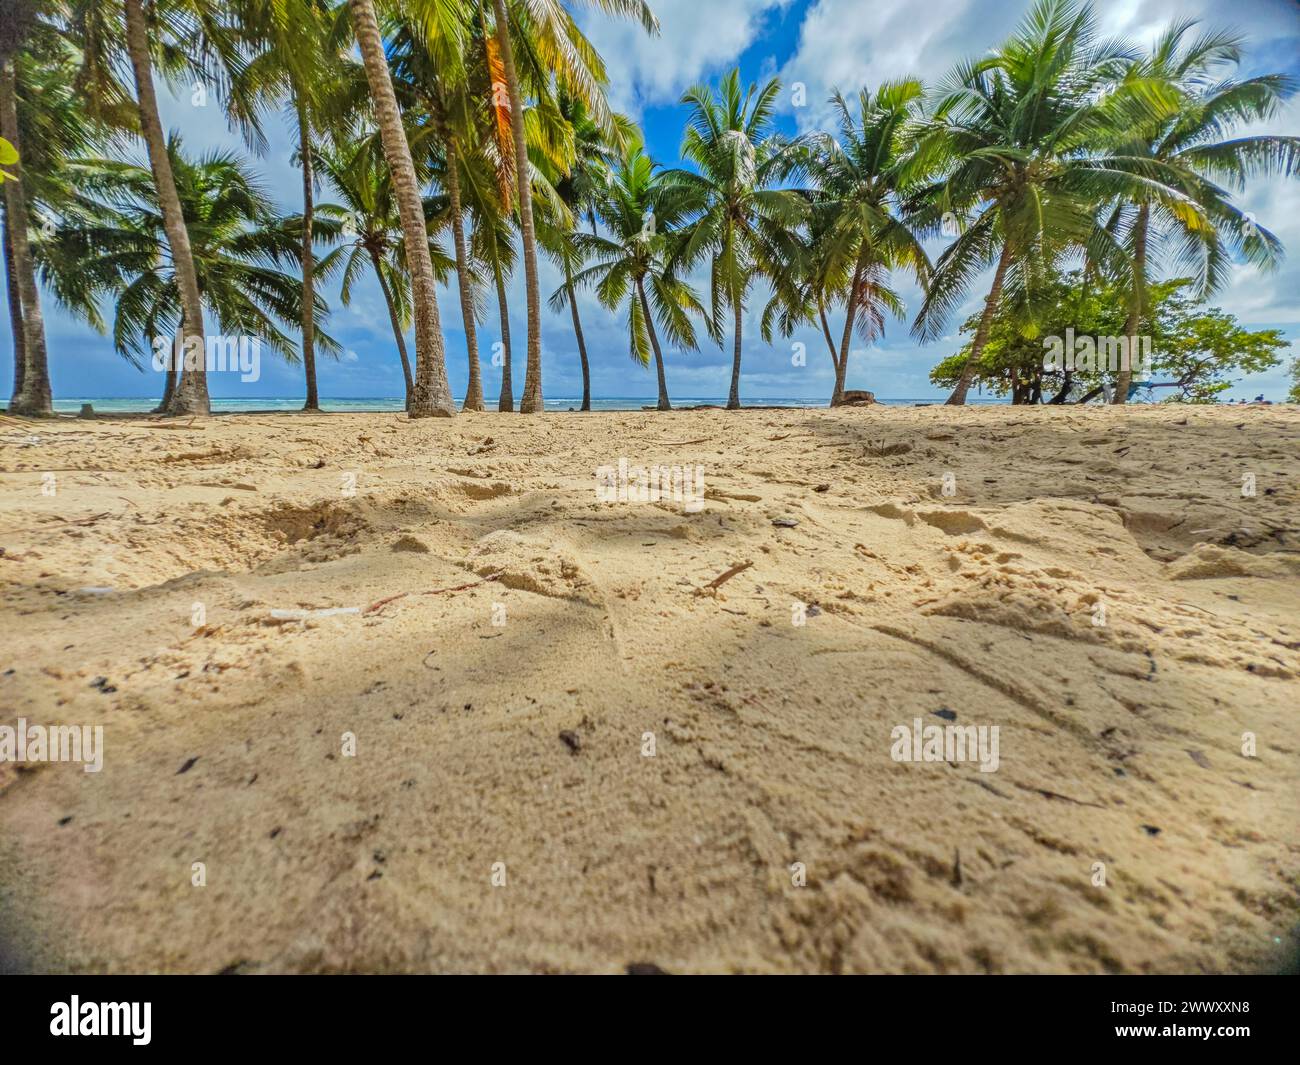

[792,81,932,405]
[315,138,457,409]
[1096,20,1299,402]
[909,0,1150,405]
[563,147,710,410]
[669,68,808,409]
[485,0,659,412]
[118,0,218,414]
[346,0,455,416]
[46,139,341,395]
[0,0,54,414]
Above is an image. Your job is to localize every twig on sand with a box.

[364,572,502,615]
[695,560,753,597]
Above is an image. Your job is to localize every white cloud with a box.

[574,0,792,115]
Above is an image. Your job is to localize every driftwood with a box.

[364,572,502,615]
[695,560,753,597]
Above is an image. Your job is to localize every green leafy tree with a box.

[346,0,455,416]
[929,270,1288,404]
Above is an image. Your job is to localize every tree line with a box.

[1,0,1296,417]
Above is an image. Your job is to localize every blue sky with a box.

[4,0,1298,403]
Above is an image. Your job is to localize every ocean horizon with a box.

[50,395,1005,414]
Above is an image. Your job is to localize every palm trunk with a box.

[125,0,208,416]
[817,303,837,367]
[946,240,1012,406]
[157,358,178,412]
[124,0,208,416]
[636,276,670,411]
[727,297,743,409]
[831,253,866,407]
[349,0,454,418]
[370,249,414,409]
[3,200,27,403]
[566,261,590,411]
[1,59,51,415]
[492,0,542,413]
[296,93,319,411]
[446,140,484,412]
[1112,204,1148,405]
[496,266,514,411]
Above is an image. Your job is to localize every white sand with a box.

[0,404,1296,973]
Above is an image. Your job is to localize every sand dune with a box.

[0,404,1296,973]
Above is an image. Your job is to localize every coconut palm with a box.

[346,0,455,416]
[234,0,347,411]
[485,0,658,413]
[44,138,341,392]
[315,138,457,409]
[1096,20,1299,402]
[386,10,492,411]
[65,0,244,411]
[564,148,710,410]
[784,81,932,405]
[471,205,518,410]
[1,0,54,414]
[544,91,636,410]
[669,68,809,409]
[118,0,219,414]
[909,0,1151,405]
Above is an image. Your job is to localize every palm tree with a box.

[1,0,52,414]
[386,11,491,412]
[544,92,635,410]
[48,138,341,391]
[236,0,344,411]
[487,0,542,412]
[12,42,142,370]
[119,0,214,414]
[485,0,659,412]
[315,139,457,409]
[346,0,455,416]
[669,68,808,409]
[790,81,932,405]
[1097,20,1299,402]
[564,147,710,409]
[471,205,518,410]
[910,0,1147,405]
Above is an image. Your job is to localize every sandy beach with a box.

[0,404,1297,973]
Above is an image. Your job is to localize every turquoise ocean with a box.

[51,395,1004,414]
